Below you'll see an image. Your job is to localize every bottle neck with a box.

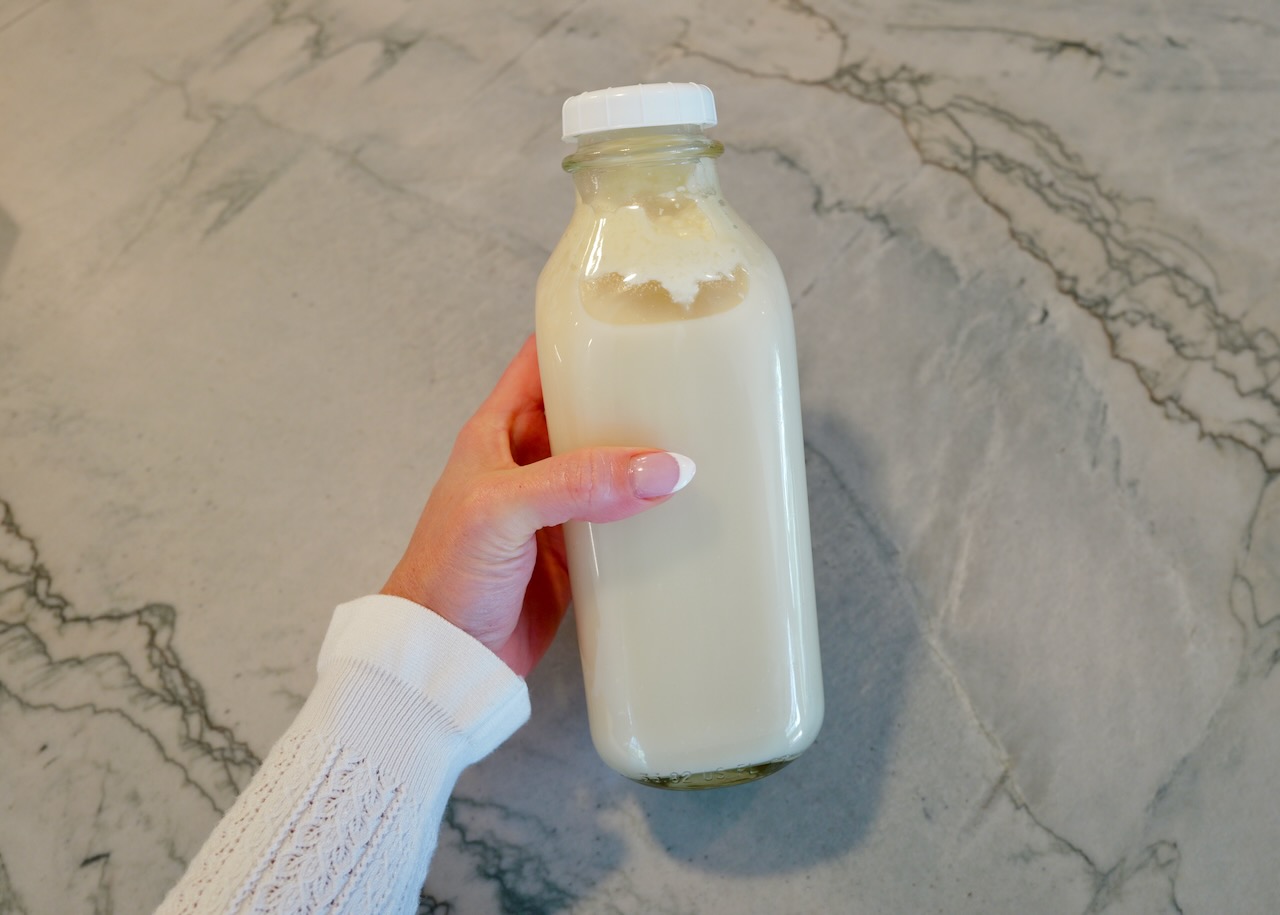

[563,125,724,207]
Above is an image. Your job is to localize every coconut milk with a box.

[536,142,823,787]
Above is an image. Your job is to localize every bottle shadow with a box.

[628,410,920,874]
[444,411,920,907]
[0,205,16,287]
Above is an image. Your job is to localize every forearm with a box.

[156,595,530,914]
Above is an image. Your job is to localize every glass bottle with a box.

[535,83,823,789]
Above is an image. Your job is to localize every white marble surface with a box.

[2,0,1279,911]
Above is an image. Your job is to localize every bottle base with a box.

[633,757,795,790]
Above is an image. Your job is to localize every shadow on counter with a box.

[630,412,921,874]
[0,205,16,286]
[435,412,920,909]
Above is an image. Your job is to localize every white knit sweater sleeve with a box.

[155,594,531,915]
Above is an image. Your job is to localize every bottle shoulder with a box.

[550,193,779,274]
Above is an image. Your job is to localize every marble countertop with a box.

[3,0,1279,911]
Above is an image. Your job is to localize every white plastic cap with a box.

[561,83,717,142]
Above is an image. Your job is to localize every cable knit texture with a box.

[156,595,531,914]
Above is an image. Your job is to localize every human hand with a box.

[381,336,694,677]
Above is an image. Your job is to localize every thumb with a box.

[499,448,696,535]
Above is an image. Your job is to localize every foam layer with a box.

[585,195,748,305]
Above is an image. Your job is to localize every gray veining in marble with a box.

[3,0,1279,912]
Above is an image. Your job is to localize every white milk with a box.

[536,131,823,788]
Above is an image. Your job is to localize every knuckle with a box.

[457,482,502,532]
[561,452,614,505]
[455,413,496,452]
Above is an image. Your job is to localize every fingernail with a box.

[629,451,696,499]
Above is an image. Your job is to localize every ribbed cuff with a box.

[308,595,531,776]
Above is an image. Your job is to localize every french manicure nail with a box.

[629,451,696,499]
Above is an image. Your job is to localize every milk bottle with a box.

[536,83,823,788]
